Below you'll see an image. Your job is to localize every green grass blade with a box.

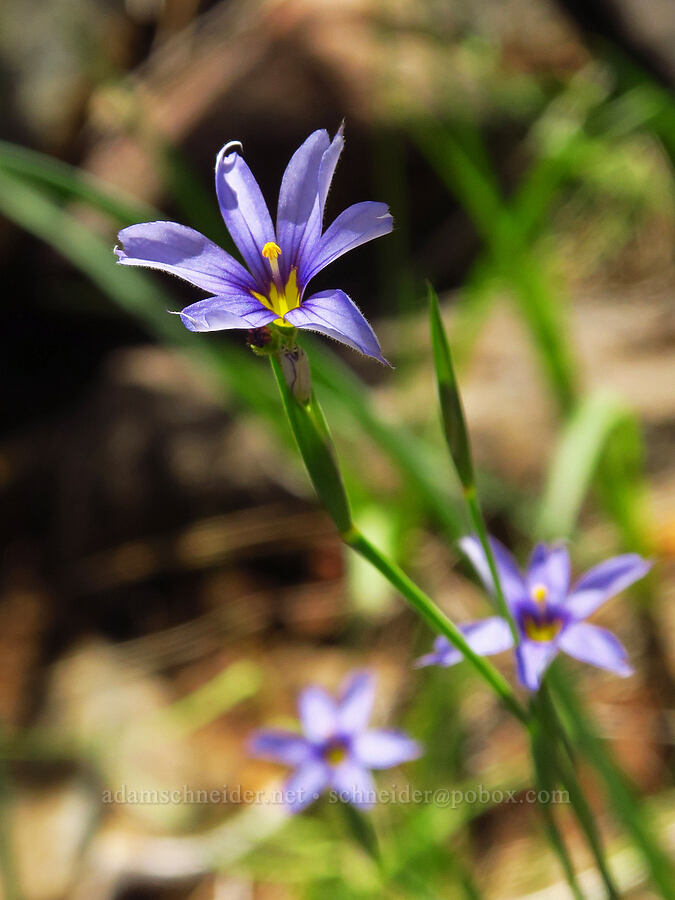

[412,123,577,412]
[550,670,675,899]
[536,390,632,539]
[0,139,159,223]
[530,721,586,900]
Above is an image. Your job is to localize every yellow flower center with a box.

[523,615,562,643]
[324,743,348,766]
[253,243,301,324]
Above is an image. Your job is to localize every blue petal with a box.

[414,618,514,668]
[276,126,344,282]
[352,730,421,769]
[215,142,276,288]
[515,640,558,691]
[177,294,277,332]
[286,289,389,364]
[300,201,393,287]
[330,760,376,809]
[115,221,257,293]
[458,536,527,608]
[298,686,338,744]
[558,622,633,676]
[566,554,651,620]
[527,543,570,605]
[337,671,374,735]
[249,730,313,766]
[283,761,330,813]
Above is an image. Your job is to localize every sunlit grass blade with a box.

[160,660,262,736]
[537,390,636,539]
[0,139,159,223]
[413,122,577,412]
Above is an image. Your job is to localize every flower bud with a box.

[280,347,312,404]
[428,284,475,491]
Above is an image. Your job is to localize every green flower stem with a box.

[530,719,585,900]
[534,689,620,900]
[464,485,519,645]
[342,527,528,724]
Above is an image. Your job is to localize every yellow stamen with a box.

[262,241,282,286]
[261,241,282,261]
[531,583,548,604]
[251,267,301,325]
[523,615,561,642]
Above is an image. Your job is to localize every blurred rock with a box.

[10,777,96,900]
[42,640,198,829]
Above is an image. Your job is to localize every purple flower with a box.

[114,125,392,363]
[250,671,421,813]
[416,536,651,692]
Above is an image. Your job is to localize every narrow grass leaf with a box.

[0,139,159,223]
[537,390,633,539]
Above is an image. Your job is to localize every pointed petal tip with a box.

[217,140,244,165]
[378,210,394,229]
[179,313,200,332]
[412,656,433,669]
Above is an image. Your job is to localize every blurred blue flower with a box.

[115,125,392,363]
[250,671,421,813]
[416,537,651,691]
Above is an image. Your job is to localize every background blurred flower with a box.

[417,537,651,691]
[250,671,421,813]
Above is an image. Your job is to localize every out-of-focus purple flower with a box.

[416,536,651,692]
[250,671,421,813]
[114,126,392,364]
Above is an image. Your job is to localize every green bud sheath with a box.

[271,354,352,534]
[428,284,475,491]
